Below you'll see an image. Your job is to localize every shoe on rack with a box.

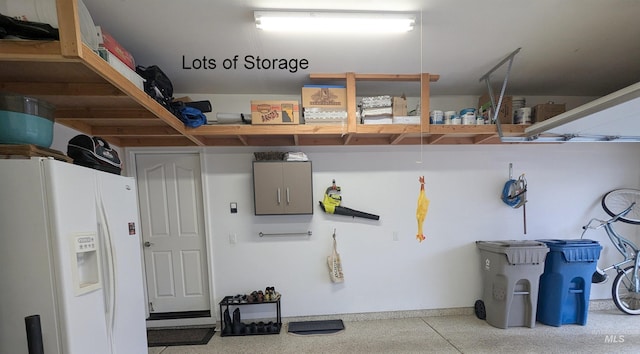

[249,322,258,334]
[270,286,280,300]
[232,308,242,334]
[223,308,232,334]
[270,322,280,333]
[248,291,258,303]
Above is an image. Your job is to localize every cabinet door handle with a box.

[286,188,290,204]
[277,188,281,205]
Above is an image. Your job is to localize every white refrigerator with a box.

[0,158,148,354]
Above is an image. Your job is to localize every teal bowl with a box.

[0,94,55,147]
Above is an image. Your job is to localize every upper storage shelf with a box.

[0,0,200,147]
[0,0,527,147]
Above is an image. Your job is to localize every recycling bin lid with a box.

[537,239,599,247]
[476,240,547,249]
[536,239,602,262]
[476,240,549,265]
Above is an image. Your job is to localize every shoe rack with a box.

[219,295,282,336]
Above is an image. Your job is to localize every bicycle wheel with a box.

[612,266,640,315]
[601,189,640,224]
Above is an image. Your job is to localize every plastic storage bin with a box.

[536,239,602,326]
[0,93,55,147]
[475,240,549,329]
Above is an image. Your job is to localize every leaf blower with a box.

[319,180,380,220]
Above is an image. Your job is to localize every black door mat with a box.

[148,310,211,320]
[287,319,345,335]
[147,326,215,347]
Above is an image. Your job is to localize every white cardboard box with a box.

[98,49,144,90]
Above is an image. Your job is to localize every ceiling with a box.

[81,0,640,98]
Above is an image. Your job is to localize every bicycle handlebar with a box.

[582,202,637,229]
[612,202,636,221]
[581,202,638,239]
[581,218,606,238]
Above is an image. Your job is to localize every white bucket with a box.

[512,97,526,122]
[512,97,526,109]
[514,107,532,124]
[444,110,456,124]
[430,110,444,124]
[0,0,99,50]
[461,112,476,125]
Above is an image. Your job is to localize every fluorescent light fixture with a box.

[254,11,415,33]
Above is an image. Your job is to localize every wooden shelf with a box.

[0,0,528,147]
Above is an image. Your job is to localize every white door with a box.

[135,153,210,313]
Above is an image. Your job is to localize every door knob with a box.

[144,241,153,247]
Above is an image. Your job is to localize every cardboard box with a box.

[97,49,144,90]
[302,85,346,109]
[478,94,513,124]
[392,97,407,117]
[532,103,566,123]
[251,101,300,124]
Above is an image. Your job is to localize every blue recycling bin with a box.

[536,239,602,327]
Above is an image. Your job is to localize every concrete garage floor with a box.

[148,307,639,353]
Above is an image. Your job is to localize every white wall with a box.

[51,94,640,319]
[203,143,640,318]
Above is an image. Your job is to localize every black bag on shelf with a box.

[135,65,174,108]
[67,135,122,175]
[0,13,59,40]
[182,100,212,113]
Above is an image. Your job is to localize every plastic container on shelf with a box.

[459,108,476,125]
[536,239,602,326]
[475,240,549,329]
[0,94,55,147]
[444,110,456,125]
[430,110,443,124]
[512,97,526,111]
[514,107,532,124]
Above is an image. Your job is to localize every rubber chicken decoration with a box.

[416,176,430,242]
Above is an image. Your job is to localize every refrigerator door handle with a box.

[97,222,109,315]
[97,188,116,354]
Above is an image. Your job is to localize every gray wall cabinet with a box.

[253,161,313,215]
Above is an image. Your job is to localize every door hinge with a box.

[149,302,155,312]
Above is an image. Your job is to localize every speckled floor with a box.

[148,309,640,354]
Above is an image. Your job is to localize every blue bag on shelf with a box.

[175,105,207,128]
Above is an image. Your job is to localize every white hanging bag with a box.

[327,229,344,283]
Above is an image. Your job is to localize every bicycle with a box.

[581,188,640,315]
